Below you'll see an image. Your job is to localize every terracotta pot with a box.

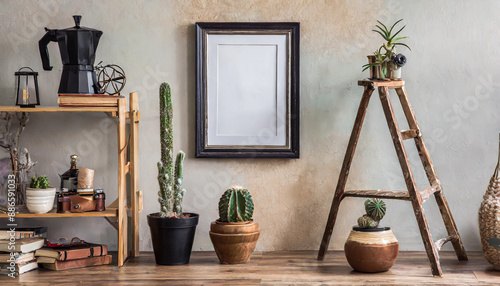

[209,220,260,264]
[344,227,399,273]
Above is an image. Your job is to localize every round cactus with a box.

[357,214,378,228]
[218,186,254,222]
[364,199,387,221]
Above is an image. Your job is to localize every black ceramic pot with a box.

[147,212,199,265]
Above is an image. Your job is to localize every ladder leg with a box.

[379,87,443,276]
[318,84,375,260]
[395,87,468,262]
[434,192,468,261]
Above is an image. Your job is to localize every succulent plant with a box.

[362,19,411,77]
[157,82,186,218]
[365,198,387,221]
[357,199,387,228]
[218,186,254,222]
[29,175,50,189]
[357,214,379,228]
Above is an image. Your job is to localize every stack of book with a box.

[0,237,45,276]
[36,242,111,270]
[58,94,122,107]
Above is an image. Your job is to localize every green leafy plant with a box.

[29,175,50,189]
[218,186,254,222]
[357,199,387,228]
[157,82,186,218]
[362,19,411,77]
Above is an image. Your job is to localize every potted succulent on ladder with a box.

[147,83,199,265]
[344,199,399,273]
[362,19,410,80]
[209,186,260,264]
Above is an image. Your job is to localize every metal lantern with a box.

[15,67,40,107]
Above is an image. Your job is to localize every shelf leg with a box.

[130,92,140,257]
[117,97,128,266]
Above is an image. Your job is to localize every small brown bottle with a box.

[94,189,106,211]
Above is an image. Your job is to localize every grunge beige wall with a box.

[0,0,498,252]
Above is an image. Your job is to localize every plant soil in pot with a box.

[148,83,198,265]
[209,187,260,264]
[344,199,399,272]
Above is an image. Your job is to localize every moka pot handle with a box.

[39,28,58,71]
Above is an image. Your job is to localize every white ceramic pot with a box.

[26,188,56,214]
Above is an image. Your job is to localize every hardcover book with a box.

[57,95,123,107]
[35,243,108,261]
[39,254,112,270]
[0,252,35,263]
[0,260,38,276]
[0,227,47,240]
[0,238,44,253]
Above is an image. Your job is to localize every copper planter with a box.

[209,220,260,264]
[344,227,399,273]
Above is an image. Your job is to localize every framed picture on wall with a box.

[195,22,300,158]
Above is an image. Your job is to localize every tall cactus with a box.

[218,186,254,222]
[157,83,186,218]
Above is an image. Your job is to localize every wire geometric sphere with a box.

[97,64,126,95]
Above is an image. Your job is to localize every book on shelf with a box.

[0,238,44,253]
[0,227,47,240]
[0,252,35,264]
[58,94,119,97]
[35,242,108,261]
[58,95,123,107]
[39,254,112,271]
[0,260,38,276]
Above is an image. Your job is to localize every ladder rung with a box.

[435,236,453,251]
[420,185,441,202]
[401,129,419,140]
[343,189,410,200]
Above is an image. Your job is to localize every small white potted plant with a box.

[26,175,56,214]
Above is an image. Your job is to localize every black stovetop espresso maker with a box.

[39,15,103,94]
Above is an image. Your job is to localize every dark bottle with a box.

[59,154,79,193]
[94,189,106,211]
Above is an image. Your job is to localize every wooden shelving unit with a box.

[0,93,141,267]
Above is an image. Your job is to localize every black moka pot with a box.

[39,15,103,94]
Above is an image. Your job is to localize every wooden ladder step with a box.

[420,185,441,202]
[343,189,410,200]
[401,129,419,140]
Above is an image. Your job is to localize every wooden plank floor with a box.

[2,251,499,285]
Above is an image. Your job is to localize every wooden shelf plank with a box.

[0,208,117,218]
[0,106,118,113]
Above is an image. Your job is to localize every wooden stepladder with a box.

[317,79,468,276]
